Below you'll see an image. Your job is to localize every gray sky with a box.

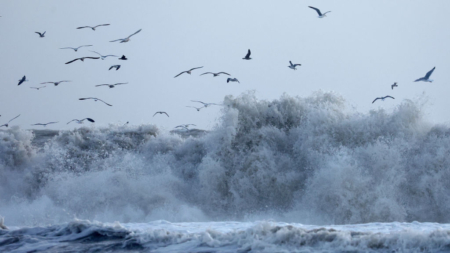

[1,0,449,130]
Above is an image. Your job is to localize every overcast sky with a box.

[1,0,449,131]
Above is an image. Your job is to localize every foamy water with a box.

[1,92,449,251]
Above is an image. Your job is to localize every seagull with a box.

[65,57,100,64]
[200,72,230,77]
[288,61,302,70]
[18,75,28,85]
[109,65,121,71]
[186,106,205,112]
[30,86,46,90]
[119,55,127,60]
[95,82,128,88]
[175,124,196,129]
[308,6,331,18]
[90,51,118,60]
[227,78,240,83]
[0,114,20,127]
[191,100,220,107]
[41,80,71,86]
[31,122,58,127]
[153,111,169,117]
[372,96,395,104]
[110,29,142,43]
[242,49,251,60]
[79,97,112,106]
[174,66,204,78]
[414,67,435,82]
[77,24,110,31]
[67,118,95,124]
[35,31,46,37]
[391,82,398,90]
[60,45,93,52]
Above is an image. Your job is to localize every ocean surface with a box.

[1,92,450,252]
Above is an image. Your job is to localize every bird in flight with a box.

[110,29,142,43]
[0,114,20,127]
[35,31,46,37]
[95,83,127,88]
[242,49,252,60]
[65,57,100,64]
[200,72,230,77]
[41,80,71,86]
[191,100,220,107]
[414,67,435,82]
[79,97,112,106]
[391,82,398,90]
[153,111,169,117]
[372,96,395,104]
[90,51,118,60]
[186,106,205,112]
[77,24,110,31]
[119,55,127,60]
[31,122,58,127]
[175,124,196,130]
[60,45,93,52]
[18,75,28,85]
[227,78,240,83]
[309,6,331,18]
[174,67,203,78]
[67,118,95,124]
[288,61,301,70]
[109,65,121,71]
[30,86,46,90]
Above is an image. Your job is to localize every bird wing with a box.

[189,66,203,71]
[94,24,110,28]
[109,39,123,42]
[116,65,121,70]
[76,26,91,29]
[95,84,109,87]
[105,55,118,57]
[109,66,114,70]
[40,82,54,84]
[84,57,100,60]
[245,49,251,58]
[227,78,231,83]
[90,51,102,56]
[385,96,395,99]
[85,118,95,123]
[98,99,112,106]
[67,119,77,124]
[60,47,75,50]
[322,11,331,15]
[372,98,380,104]
[127,29,142,38]
[114,83,128,85]
[18,76,25,85]
[191,100,206,105]
[8,114,20,123]
[80,45,93,48]
[200,72,212,76]
[218,72,231,75]
[294,64,302,67]
[425,67,435,79]
[152,112,158,117]
[174,71,187,78]
[163,112,169,117]
[289,61,293,66]
[414,77,425,82]
[65,58,80,64]
[35,32,42,36]
[308,6,322,16]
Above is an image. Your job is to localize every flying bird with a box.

[153,111,169,117]
[175,124,196,129]
[31,122,58,127]
[90,51,118,60]
[79,97,112,106]
[391,82,398,90]
[191,100,220,107]
[77,24,110,31]
[372,96,395,104]
[227,78,240,83]
[95,82,127,88]
[242,49,252,60]
[35,31,46,37]
[186,106,205,112]
[41,80,71,86]
[110,29,142,43]
[308,6,331,18]
[414,67,435,82]
[109,65,121,71]
[174,66,204,78]
[0,114,20,127]
[200,72,230,77]
[30,86,46,90]
[288,61,301,70]
[18,75,28,85]
[119,55,127,60]
[65,57,99,64]
[67,118,95,124]
[60,45,93,52]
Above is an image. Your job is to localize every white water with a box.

[1,91,450,251]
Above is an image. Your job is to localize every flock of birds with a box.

[0,5,438,130]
